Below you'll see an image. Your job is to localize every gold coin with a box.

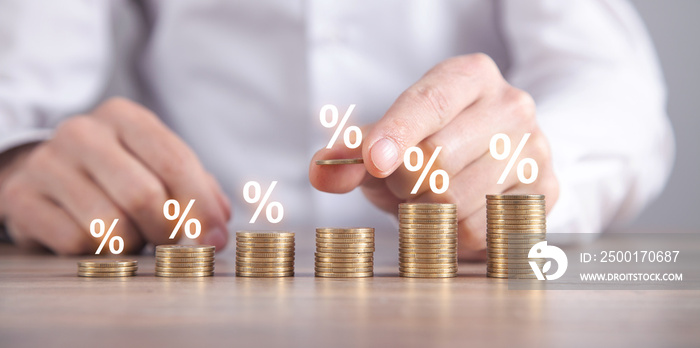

[486,201,547,208]
[156,272,214,277]
[315,271,373,278]
[486,194,544,200]
[236,272,294,277]
[316,227,375,233]
[78,266,138,273]
[236,250,294,257]
[155,260,213,266]
[236,241,295,249]
[155,245,215,252]
[315,266,374,272]
[156,266,215,272]
[155,257,215,264]
[398,242,456,248]
[398,212,457,217]
[487,214,546,219]
[399,264,457,270]
[399,229,457,236]
[397,233,458,240]
[315,241,375,247]
[399,273,456,278]
[236,231,295,238]
[315,234,374,240]
[399,221,457,230]
[487,232,545,237]
[236,256,295,263]
[78,271,136,277]
[236,247,295,253]
[315,258,373,265]
[400,251,456,257]
[399,236,457,243]
[235,237,295,244]
[487,233,546,238]
[315,158,364,165]
[315,248,375,254]
[399,218,457,224]
[314,251,373,259]
[78,259,137,268]
[487,204,545,209]
[487,228,545,233]
[236,266,295,273]
[399,257,456,263]
[315,261,373,267]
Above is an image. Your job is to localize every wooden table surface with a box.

[1,232,699,348]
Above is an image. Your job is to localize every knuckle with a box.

[464,53,497,73]
[100,97,136,113]
[505,88,537,125]
[1,178,28,212]
[55,116,106,147]
[96,97,155,123]
[121,180,166,213]
[22,145,53,170]
[408,83,451,126]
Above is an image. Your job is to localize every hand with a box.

[0,98,231,255]
[310,54,559,260]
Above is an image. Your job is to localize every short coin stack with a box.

[486,194,546,279]
[399,203,458,278]
[155,245,215,277]
[77,259,137,277]
[236,231,295,277]
[315,228,374,278]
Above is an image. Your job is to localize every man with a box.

[0,0,673,258]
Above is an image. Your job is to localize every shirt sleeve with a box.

[499,0,675,235]
[0,0,113,153]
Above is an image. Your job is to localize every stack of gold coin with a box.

[399,203,458,278]
[155,245,215,277]
[236,231,295,277]
[77,259,138,277]
[486,194,546,279]
[315,228,374,278]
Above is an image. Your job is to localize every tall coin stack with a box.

[77,259,137,278]
[155,245,215,277]
[236,231,295,277]
[315,228,374,278]
[399,203,458,278]
[486,194,546,279]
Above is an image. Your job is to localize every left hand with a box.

[309,53,559,260]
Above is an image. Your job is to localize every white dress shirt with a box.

[0,0,674,245]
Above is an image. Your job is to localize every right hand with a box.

[0,98,231,255]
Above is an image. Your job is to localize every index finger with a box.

[362,54,500,178]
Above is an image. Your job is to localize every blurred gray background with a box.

[627,0,699,230]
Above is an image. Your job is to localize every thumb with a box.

[309,144,367,194]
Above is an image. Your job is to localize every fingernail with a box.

[370,138,399,174]
[200,227,228,250]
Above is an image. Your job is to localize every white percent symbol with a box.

[489,133,539,184]
[320,104,362,149]
[403,146,449,194]
[163,199,202,239]
[90,218,124,255]
[243,181,284,223]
